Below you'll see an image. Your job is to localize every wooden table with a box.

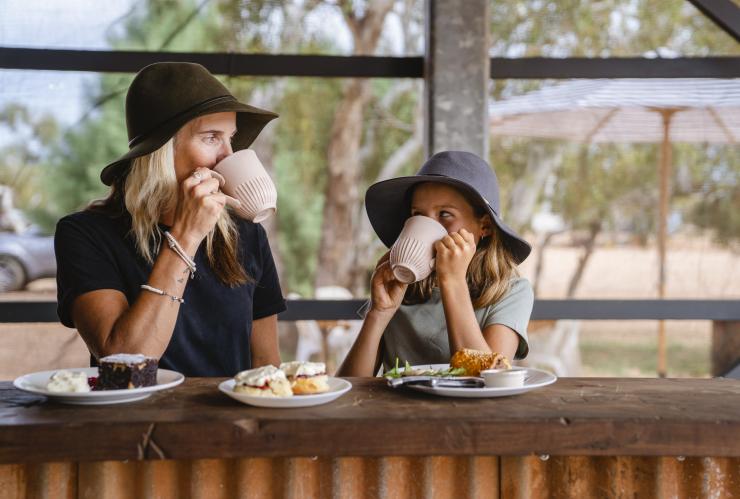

[2,377,740,498]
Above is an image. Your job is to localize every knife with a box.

[386,376,484,388]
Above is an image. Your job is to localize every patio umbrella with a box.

[489,78,740,376]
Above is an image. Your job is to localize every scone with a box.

[233,365,293,397]
[450,348,511,376]
[279,361,330,395]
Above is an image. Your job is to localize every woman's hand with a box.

[434,228,476,285]
[369,252,408,316]
[170,167,229,252]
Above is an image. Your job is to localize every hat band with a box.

[127,94,236,147]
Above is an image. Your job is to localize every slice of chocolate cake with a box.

[97,354,158,390]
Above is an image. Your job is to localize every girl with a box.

[337,151,533,376]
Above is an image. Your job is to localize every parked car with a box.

[0,227,56,292]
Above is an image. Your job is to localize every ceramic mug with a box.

[213,149,277,223]
[389,215,448,284]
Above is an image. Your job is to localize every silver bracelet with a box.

[163,231,197,279]
[140,284,184,304]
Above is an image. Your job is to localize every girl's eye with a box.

[203,135,219,145]
[439,211,453,218]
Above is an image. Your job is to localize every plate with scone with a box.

[218,362,352,408]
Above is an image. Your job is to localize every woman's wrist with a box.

[166,226,201,256]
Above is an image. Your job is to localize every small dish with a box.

[481,367,527,388]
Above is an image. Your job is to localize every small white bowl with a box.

[480,367,527,388]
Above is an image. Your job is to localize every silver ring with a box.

[192,171,202,181]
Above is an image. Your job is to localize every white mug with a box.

[213,149,277,223]
[389,215,448,284]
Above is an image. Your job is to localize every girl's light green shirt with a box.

[380,277,533,371]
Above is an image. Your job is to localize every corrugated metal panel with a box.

[501,455,740,499]
[1,456,737,498]
[0,463,76,499]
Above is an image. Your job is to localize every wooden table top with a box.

[2,377,740,463]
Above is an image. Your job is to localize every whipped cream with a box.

[47,370,91,393]
[279,361,326,377]
[234,365,287,387]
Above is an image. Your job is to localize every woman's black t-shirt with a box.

[54,210,286,377]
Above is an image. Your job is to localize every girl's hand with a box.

[434,228,476,284]
[170,167,229,252]
[369,252,408,316]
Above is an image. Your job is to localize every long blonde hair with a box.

[404,192,519,308]
[93,139,248,286]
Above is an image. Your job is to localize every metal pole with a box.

[657,109,678,377]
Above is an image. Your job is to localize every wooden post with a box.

[712,321,740,376]
[424,0,489,159]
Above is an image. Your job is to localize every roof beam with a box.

[688,0,740,43]
[1,48,739,79]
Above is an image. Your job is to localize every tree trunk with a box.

[314,0,394,291]
[532,231,556,298]
[566,220,601,298]
[505,144,562,231]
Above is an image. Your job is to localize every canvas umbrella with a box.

[489,78,740,376]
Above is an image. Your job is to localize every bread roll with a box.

[450,348,511,376]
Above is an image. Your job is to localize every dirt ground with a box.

[2,239,737,381]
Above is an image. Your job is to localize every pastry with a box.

[450,348,511,376]
[279,361,330,395]
[233,365,293,397]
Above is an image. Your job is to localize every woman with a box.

[55,62,285,376]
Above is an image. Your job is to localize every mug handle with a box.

[208,170,241,209]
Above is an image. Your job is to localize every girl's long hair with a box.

[403,191,519,308]
[89,138,248,286]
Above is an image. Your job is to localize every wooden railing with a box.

[2,298,738,376]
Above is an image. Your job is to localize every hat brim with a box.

[100,99,278,185]
[365,175,532,264]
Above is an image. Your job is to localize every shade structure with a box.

[490,79,739,143]
[490,78,740,375]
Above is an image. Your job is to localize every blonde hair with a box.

[110,138,248,286]
[404,194,519,308]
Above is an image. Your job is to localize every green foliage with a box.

[0,104,60,233]
[681,146,740,247]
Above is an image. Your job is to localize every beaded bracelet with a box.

[163,231,196,279]
[140,284,184,304]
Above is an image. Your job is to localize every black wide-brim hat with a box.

[100,62,278,186]
[365,150,532,264]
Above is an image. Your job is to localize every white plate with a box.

[13,367,185,405]
[219,377,352,408]
[403,364,556,398]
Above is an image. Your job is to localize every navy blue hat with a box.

[365,150,531,264]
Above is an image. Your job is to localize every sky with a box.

[0,0,134,129]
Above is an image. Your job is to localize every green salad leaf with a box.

[383,358,468,378]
